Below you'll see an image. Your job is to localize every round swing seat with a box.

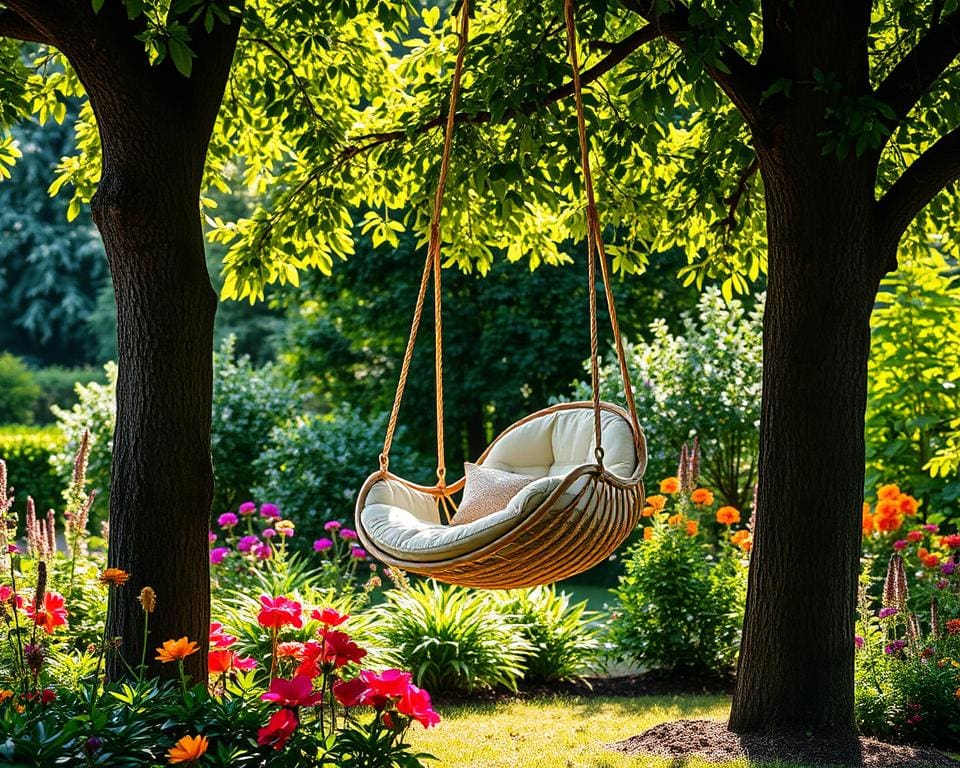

[355,402,646,589]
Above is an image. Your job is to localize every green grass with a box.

[406,695,840,768]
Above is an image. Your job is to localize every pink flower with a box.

[239,501,257,516]
[924,524,941,533]
[350,547,367,560]
[397,684,440,728]
[208,531,217,543]
[218,512,238,528]
[258,595,303,630]
[854,635,864,650]
[339,529,358,541]
[261,675,323,708]
[210,547,230,565]
[878,607,898,619]
[324,521,342,532]
[258,708,298,750]
[0,584,13,602]
[25,591,68,634]
[359,669,412,708]
[237,535,260,552]
[311,607,349,627]
[333,677,368,707]
[234,655,257,671]
[260,504,281,520]
[210,622,236,648]
[254,544,273,560]
[262,528,277,539]
[892,540,908,551]
[313,538,333,552]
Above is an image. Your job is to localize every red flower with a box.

[257,595,303,630]
[397,684,440,728]
[382,711,397,730]
[942,534,960,550]
[906,530,924,543]
[359,669,412,709]
[946,619,960,636]
[257,708,298,750]
[296,632,366,677]
[40,689,56,705]
[276,641,305,659]
[333,677,368,708]
[208,649,235,675]
[311,607,349,628]
[209,622,236,648]
[25,591,68,634]
[260,675,323,708]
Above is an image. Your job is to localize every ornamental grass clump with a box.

[607,443,750,678]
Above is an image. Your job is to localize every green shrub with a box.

[253,407,425,546]
[31,365,104,424]
[580,288,763,509]
[608,490,748,678]
[211,337,305,512]
[368,581,533,693]
[493,586,604,683]
[0,352,41,425]
[0,425,66,517]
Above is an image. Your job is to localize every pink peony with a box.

[261,675,323,708]
[257,595,303,630]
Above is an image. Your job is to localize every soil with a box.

[609,719,960,768]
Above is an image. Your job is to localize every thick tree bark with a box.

[728,131,887,732]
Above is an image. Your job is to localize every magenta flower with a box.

[350,547,367,560]
[254,544,273,560]
[339,529,358,541]
[941,561,956,576]
[262,528,277,539]
[239,501,257,516]
[923,524,939,533]
[854,635,864,650]
[314,538,334,552]
[324,520,342,532]
[278,527,294,538]
[260,504,281,520]
[884,639,906,655]
[8,544,19,554]
[936,579,949,589]
[208,531,217,543]
[257,595,304,630]
[261,675,323,708]
[237,535,260,553]
[878,607,898,619]
[218,512,239,528]
[397,683,441,728]
[210,547,230,565]
[892,540,908,551]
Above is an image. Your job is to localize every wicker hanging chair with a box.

[354,0,647,589]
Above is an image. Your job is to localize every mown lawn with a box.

[407,695,833,768]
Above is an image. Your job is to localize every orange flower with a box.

[716,506,740,525]
[99,568,130,587]
[877,484,900,501]
[685,520,699,537]
[645,495,667,510]
[946,619,960,636]
[690,488,714,506]
[156,637,199,664]
[138,587,157,614]
[660,477,680,494]
[898,494,918,516]
[643,527,653,541]
[168,734,208,764]
[731,529,753,552]
[667,514,683,526]
[0,689,12,704]
[875,499,899,517]
[642,506,656,517]
[862,509,874,536]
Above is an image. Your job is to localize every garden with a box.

[1,0,960,766]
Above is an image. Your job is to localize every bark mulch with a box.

[608,719,960,767]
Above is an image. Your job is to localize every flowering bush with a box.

[855,552,960,748]
[607,446,751,678]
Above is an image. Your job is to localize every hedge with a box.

[0,425,67,520]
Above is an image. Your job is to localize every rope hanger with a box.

[378,0,640,484]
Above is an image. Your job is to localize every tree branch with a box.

[347,23,660,152]
[877,125,960,243]
[0,7,50,43]
[874,8,960,123]
[620,0,765,125]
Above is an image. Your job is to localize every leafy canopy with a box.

[0,0,959,301]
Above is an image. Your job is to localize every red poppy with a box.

[311,607,349,628]
[260,675,323,708]
[257,707,299,750]
[208,649,235,675]
[333,677,368,708]
[359,669,412,708]
[257,595,303,630]
[296,632,366,677]
[25,591,68,634]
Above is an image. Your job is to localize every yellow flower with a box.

[275,520,295,532]
[138,587,157,614]
[168,734,208,764]
[716,506,741,525]
[659,477,680,494]
[156,637,199,664]
[877,484,900,501]
[690,488,714,506]
[99,568,130,587]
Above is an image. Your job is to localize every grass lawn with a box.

[407,694,833,768]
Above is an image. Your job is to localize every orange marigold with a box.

[716,506,740,525]
[690,488,714,506]
[898,494,919,516]
[685,520,699,537]
[730,529,753,552]
[0,689,12,704]
[642,506,656,517]
[862,510,874,536]
[875,499,900,517]
[645,494,667,510]
[659,477,680,494]
[643,527,653,541]
[156,637,199,664]
[667,514,683,527]
[875,513,904,533]
[168,734,208,764]
[99,568,129,587]
[877,484,900,501]
[946,619,960,636]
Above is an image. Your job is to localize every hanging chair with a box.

[354,0,647,589]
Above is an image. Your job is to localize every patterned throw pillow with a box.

[449,463,533,526]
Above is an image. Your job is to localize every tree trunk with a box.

[728,140,886,733]
[95,167,217,683]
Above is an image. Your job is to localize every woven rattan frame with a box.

[355,402,646,589]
